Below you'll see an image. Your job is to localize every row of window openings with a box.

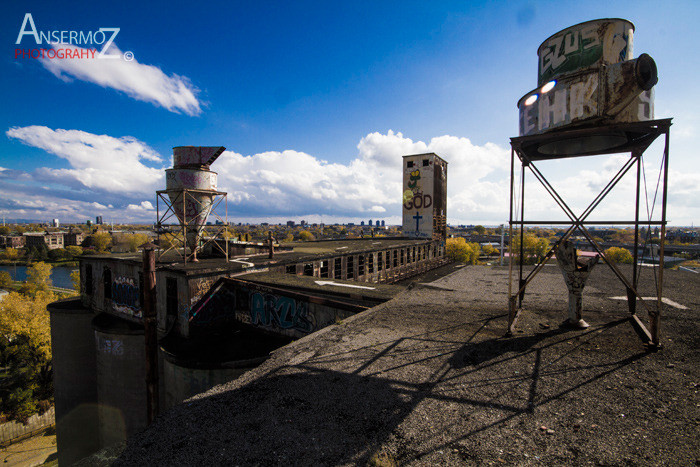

[284,247,433,278]
[406,159,431,168]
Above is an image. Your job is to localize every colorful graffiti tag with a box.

[249,292,313,333]
[189,281,314,334]
[111,276,142,319]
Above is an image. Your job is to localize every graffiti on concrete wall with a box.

[96,335,124,356]
[189,281,314,334]
[111,276,142,319]
[249,292,313,333]
[189,277,218,306]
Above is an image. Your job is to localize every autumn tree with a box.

[0,271,12,288]
[20,262,52,295]
[0,226,10,235]
[65,245,84,257]
[0,290,56,421]
[511,233,550,265]
[115,233,148,252]
[482,244,498,256]
[446,238,480,265]
[2,247,19,261]
[90,232,113,252]
[70,269,80,292]
[299,230,315,242]
[604,247,633,264]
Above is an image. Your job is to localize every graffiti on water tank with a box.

[249,292,313,333]
[111,276,142,319]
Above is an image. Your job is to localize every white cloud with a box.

[3,128,699,226]
[39,44,202,116]
[6,125,164,195]
[127,201,155,211]
[214,130,510,223]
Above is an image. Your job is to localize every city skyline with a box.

[1,1,698,226]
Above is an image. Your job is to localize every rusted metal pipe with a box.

[268,230,274,259]
[142,243,159,424]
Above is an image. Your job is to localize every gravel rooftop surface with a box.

[118,263,699,466]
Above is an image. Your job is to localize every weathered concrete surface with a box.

[118,264,700,465]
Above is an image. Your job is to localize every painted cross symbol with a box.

[413,213,423,231]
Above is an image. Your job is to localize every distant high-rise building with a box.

[369,220,373,226]
[96,216,103,225]
[287,221,295,227]
[402,153,447,239]
[381,220,385,227]
[300,220,306,226]
[52,218,59,228]
[86,220,93,226]
[360,221,365,226]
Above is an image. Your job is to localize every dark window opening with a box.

[386,251,391,269]
[286,265,296,274]
[166,277,178,317]
[423,159,429,166]
[347,256,354,279]
[400,249,404,265]
[407,161,414,168]
[393,250,398,268]
[103,267,112,300]
[303,263,314,276]
[368,254,374,274]
[320,261,329,278]
[334,258,342,278]
[85,264,93,295]
[377,251,383,270]
[358,255,365,276]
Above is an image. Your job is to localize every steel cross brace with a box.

[507,149,658,344]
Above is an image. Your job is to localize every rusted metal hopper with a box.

[165,146,225,253]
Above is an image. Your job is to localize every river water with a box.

[0,264,77,289]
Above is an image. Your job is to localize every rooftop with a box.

[118,264,700,465]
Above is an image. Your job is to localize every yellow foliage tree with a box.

[446,237,480,265]
[0,291,55,360]
[27,261,52,292]
[604,246,633,264]
[299,230,315,242]
[91,232,113,252]
[3,247,19,261]
[511,233,550,265]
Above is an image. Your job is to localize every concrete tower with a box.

[402,153,447,239]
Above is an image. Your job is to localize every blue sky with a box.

[0,0,697,225]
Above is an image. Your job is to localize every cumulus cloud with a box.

[127,201,155,211]
[3,127,698,225]
[39,43,202,116]
[6,125,164,195]
[214,130,510,223]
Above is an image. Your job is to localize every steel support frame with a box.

[156,188,229,264]
[507,121,670,348]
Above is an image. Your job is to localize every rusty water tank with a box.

[518,18,658,147]
[165,146,225,253]
[537,18,634,86]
